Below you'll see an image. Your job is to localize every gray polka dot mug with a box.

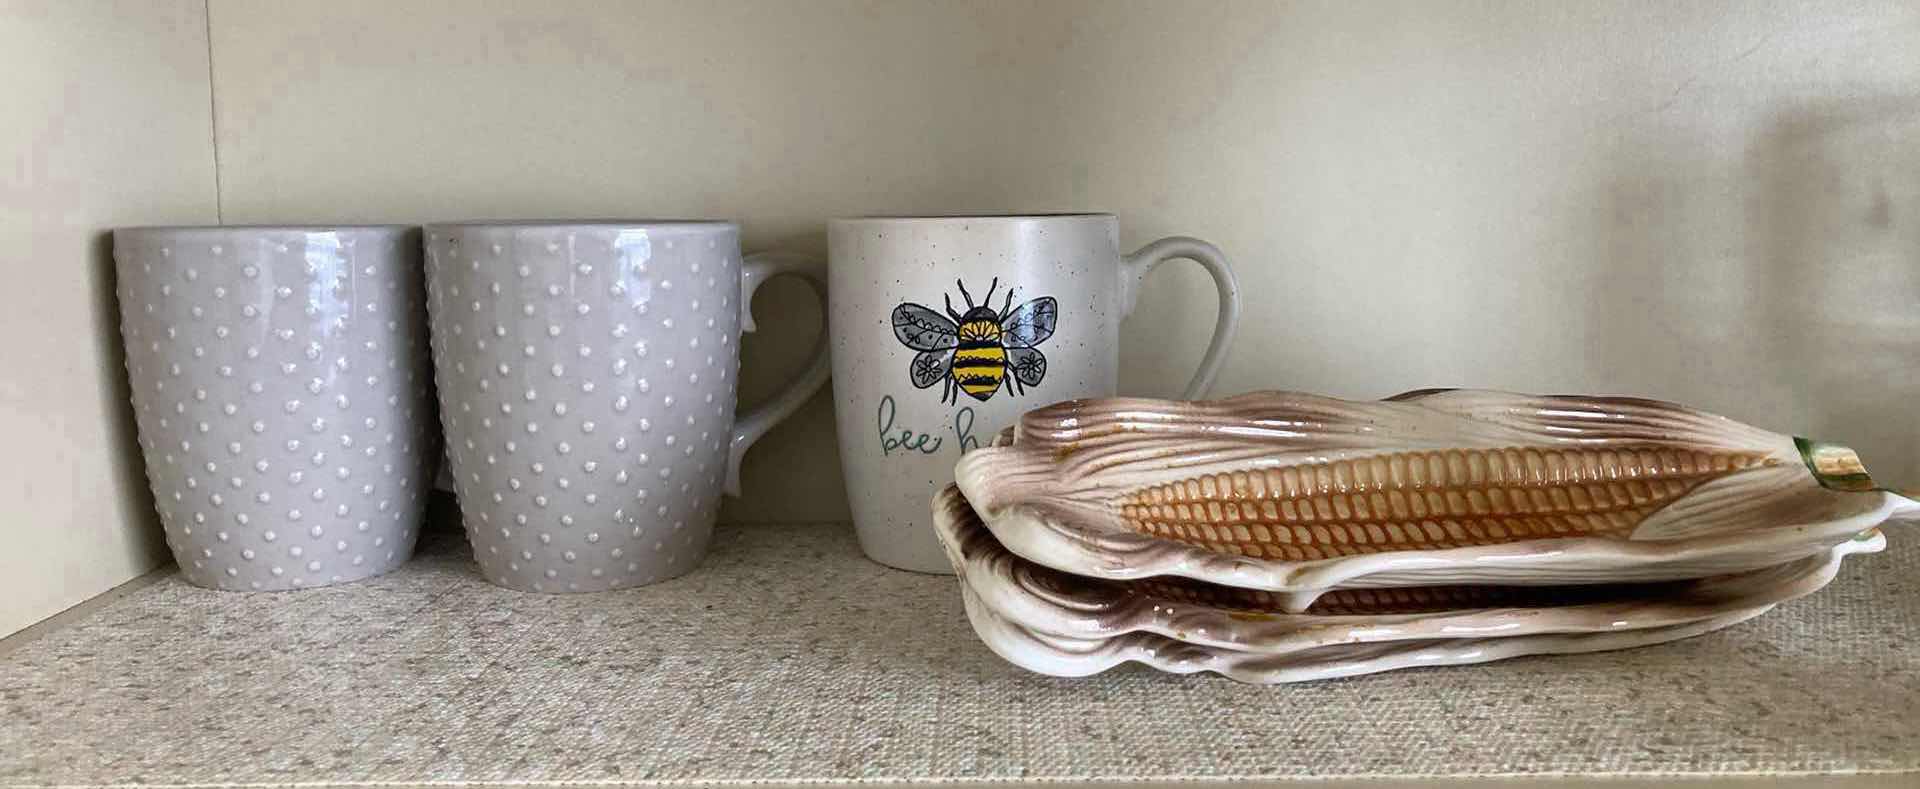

[424,221,828,592]
[113,225,436,591]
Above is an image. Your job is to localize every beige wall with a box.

[209,0,1920,521]
[210,0,1920,522]
[0,0,218,635]
[5,1,1914,629]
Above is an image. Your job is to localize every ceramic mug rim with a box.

[426,219,738,234]
[831,213,1114,226]
[115,224,416,236]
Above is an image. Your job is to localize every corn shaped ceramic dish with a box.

[954,389,1918,611]
[936,484,1882,675]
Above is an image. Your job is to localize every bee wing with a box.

[1007,347,1047,387]
[892,303,959,351]
[909,349,954,389]
[999,297,1058,348]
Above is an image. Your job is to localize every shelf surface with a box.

[1,520,1917,787]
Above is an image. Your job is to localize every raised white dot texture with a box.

[425,224,742,592]
[113,226,433,591]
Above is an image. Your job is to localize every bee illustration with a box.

[892,278,1058,404]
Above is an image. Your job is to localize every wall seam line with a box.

[203,0,223,222]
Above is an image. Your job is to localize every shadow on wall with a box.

[1586,97,1920,487]
[90,231,166,563]
[1750,99,1920,486]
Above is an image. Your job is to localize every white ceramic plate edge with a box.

[958,586,1780,684]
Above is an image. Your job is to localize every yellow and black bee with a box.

[893,278,1058,404]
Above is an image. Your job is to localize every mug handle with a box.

[1119,237,1241,399]
[726,251,831,496]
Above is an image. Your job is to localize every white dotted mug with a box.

[424,221,828,592]
[113,226,436,590]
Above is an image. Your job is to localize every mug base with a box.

[172,538,420,592]
[467,533,713,594]
[853,528,957,575]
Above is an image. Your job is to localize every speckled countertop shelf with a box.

[2,520,1917,789]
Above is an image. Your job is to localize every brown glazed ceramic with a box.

[935,483,1884,683]
[953,389,1917,611]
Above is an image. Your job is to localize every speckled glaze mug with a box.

[114,225,436,590]
[828,214,1240,573]
[425,221,827,592]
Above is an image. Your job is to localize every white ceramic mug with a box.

[425,221,827,592]
[828,214,1240,572]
